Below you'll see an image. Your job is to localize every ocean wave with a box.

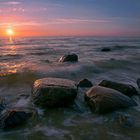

[0,54,23,61]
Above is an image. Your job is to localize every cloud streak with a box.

[0,21,40,27]
[46,18,111,24]
[0,17,113,29]
[0,1,21,5]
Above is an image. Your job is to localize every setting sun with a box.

[6,28,14,36]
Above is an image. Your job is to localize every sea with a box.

[0,36,140,140]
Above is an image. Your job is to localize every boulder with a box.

[101,47,111,52]
[0,94,35,129]
[137,78,140,89]
[85,86,137,114]
[0,108,34,129]
[77,78,93,88]
[99,80,138,97]
[59,53,78,62]
[32,78,77,107]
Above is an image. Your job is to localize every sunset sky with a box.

[0,0,140,37]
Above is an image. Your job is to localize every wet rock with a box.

[0,108,33,129]
[101,47,111,52]
[137,78,140,89]
[77,78,93,88]
[99,80,138,97]
[0,94,36,129]
[85,86,137,114]
[32,78,77,107]
[59,53,78,62]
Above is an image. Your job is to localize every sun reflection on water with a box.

[9,45,17,55]
[0,43,24,77]
[0,62,26,77]
[9,36,13,44]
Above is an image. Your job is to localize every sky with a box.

[0,0,140,37]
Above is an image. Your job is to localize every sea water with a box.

[0,36,140,140]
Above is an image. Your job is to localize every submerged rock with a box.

[114,113,135,128]
[32,78,77,107]
[101,47,111,52]
[77,78,93,88]
[59,53,78,62]
[99,80,138,97]
[85,86,137,114]
[137,78,140,89]
[0,94,36,129]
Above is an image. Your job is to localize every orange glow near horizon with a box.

[0,21,134,38]
[0,0,139,38]
[6,27,14,36]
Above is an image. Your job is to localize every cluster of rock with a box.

[85,80,139,114]
[0,53,140,129]
[0,76,139,129]
[85,86,137,114]
[0,78,78,129]
[31,77,139,115]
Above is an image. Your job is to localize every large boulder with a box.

[77,78,93,88]
[137,78,140,89]
[32,78,77,107]
[0,94,35,129]
[59,53,78,62]
[99,80,138,97]
[85,86,137,114]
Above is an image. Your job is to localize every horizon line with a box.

[1,35,140,39]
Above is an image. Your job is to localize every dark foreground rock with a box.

[101,47,111,52]
[99,80,138,97]
[77,78,93,88]
[85,86,137,114]
[0,94,35,129]
[137,78,140,89]
[59,53,78,62]
[0,108,34,129]
[32,78,77,107]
